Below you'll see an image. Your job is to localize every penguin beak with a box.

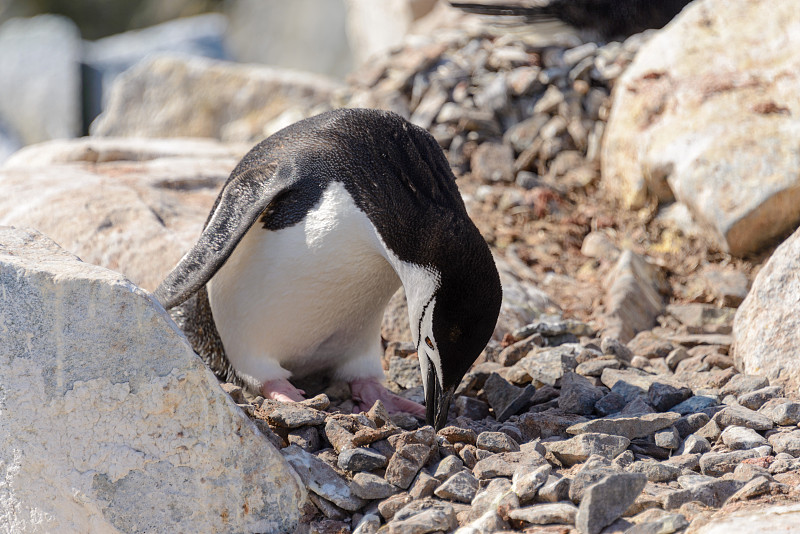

[425,357,454,430]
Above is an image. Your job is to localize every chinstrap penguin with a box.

[155,108,502,429]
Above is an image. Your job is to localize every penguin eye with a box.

[425,337,435,350]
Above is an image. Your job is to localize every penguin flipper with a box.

[154,164,291,309]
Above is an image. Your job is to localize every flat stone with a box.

[664,453,701,472]
[433,471,478,503]
[576,358,621,377]
[768,429,800,456]
[575,472,647,534]
[558,372,605,415]
[719,374,769,397]
[738,386,784,410]
[566,412,681,440]
[351,472,401,500]
[338,448,388,472]
[282,445,366,512]
[476,431,520,453]
[509,502,578,525]
[720,426,769,450]
[759,399,800,426]
[483,373,536,421]
[545,433,630,466]
[387,498,457,534]
[437,426,477,445]
[473,451,548,480]
[517,409,589,440]
[267,403,327,428]
[713,405,773,431]
[700,449,770,477]
[512,463,552,503]
[662,479,745,510]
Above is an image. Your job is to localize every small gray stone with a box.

[695,419,722,442]
[508,502,578,525]
[287,425,321,452]
[713,405,773,431]
[720,425,769,450]
[408,471,440,499]
[545,433,630,466]
[266,403,327,428]
[338,448,388,472]
[624,513,689,534]
[483,372,536,421]
[281,445,367,512]
[678,434,711,455]
[648,383,693,412]
[627,461,681,482]
[388,498,457,534]
[671,395,718,415]
[662,479,745,510]
[351,472,401,500]
[759,399,800,426]
[558,372,605,415]
[728,475,773,502]
[594,392,627,417]
[700,449,769,477]
[512,463,552,503]
[621,396,655,415]
[537,474,571,503]
[473,451,547,480]
[433,455,464,481]
[738,385,784,410]
[454,396,490,420]
[665,347,691,370]
[516,344,581,387]
[611,449,635,469]
[654,427,681,449]
[575,473,647,534]
[433,471,478,503]
[673,412,711,438]
[664,453,701,471]
[566,412,680,440]
[576,358,621,377]
[601,337,634,363]
[476,431,520,453]
[719,374,769,397]
[385,444,431,489]
[768,429,800,456]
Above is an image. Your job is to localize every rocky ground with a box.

[205,16,800,534]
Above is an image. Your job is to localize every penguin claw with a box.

[349,377,426,418]
[261,379,306,403]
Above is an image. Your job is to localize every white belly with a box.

[207,181,401,388]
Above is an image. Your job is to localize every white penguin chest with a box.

[206,181,401,376]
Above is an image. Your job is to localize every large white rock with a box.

[90,54,344,142]
[0,226,305,533]
[734,226,800,392]
[0,136,248,291]
[602,0,800,256]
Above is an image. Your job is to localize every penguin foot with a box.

[349,377,426,418]
[261,379,306,403]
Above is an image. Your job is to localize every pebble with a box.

[566,411,680,440]
[558,372,605,415]
[281,445,367,512]
[671,395,718,415]
[627,461,682,483]
[662,478,745,510]
[678,434,711,455]
[433,454,464,481]
[476,431,520,453]
[483,372,536,421]
[719,374,769,397]
[386,498,457,534]
[511,463,552,503]
[473,450,547,480]
[738,385,784,410]
[713,405,773,431]
[351,472,402,500]
[700,448,771,477]
[385,444,432,489]
[537,474,571,503]
[654,426,681,449]
[673,412,710,438]
[720,425,769,450]
[768,429,800,456]
[433,471,479,503]
[759,399,800,426]
[648,383,692,412]
[378,493,413,521]
[266,403,327,428]
[508,502,578,525]
[545,433,630,466]
[575,472,647,534]
[408,471,440,500]
[337,448,388,472]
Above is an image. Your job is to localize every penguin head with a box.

[413,221,502,430]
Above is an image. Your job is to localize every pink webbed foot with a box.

[261,378,306,403]
[349,377,426,418]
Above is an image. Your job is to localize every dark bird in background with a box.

[450,0,694,40]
